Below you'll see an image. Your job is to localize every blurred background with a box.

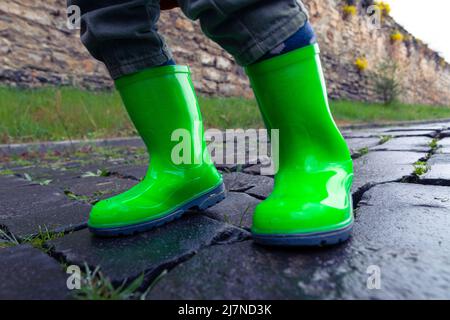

[1,0,449,144]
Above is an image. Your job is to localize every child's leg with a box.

[69,0,224,236]
[177,0,311,66]
[179,0,354,246]
[68,0,174,79]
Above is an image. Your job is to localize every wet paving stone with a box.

[0,175,90,237]
[223,172,273,199]
[345,138,381,155]
[352,151,427,193]
[438,138,450,154]
[47,214,250,283]
[147,183,450,300]
[9,162,119,186]
[242,164,271,176]
[370,136,432,152]
[0,245,69,300]
[62,176,137,203]
[106,164,148,181]
[204,192,261,229]
[420,154,450,185]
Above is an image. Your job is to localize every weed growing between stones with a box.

[23,172,52,186]
[357,147,369,156]
[379,135,393,144]
[429,139,439,151]
[22,226,65,252]
[81,169,111,178]
[0,226,63,252]
[64,190,90,203]
[239,206,252,228]
[0,228,20,248]
[413,161,430,177]
[73,263,163,300]
[0,168,14,176]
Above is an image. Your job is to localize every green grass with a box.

[330,100,450,124]
[1,86,450,144]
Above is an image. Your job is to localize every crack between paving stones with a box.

[108,171,141,182]
[141,229,252,296]
[399,131,447,187]
[41,220,252,297]
[353,130,449,211]
[352,178,407,213]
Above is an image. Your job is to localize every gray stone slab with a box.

[106,164,148,181]
[352,151,427,193]
[0,175,31,190]
[420,154,450,184]
[441,130,450,138]
[147,183,450,300]
[204,192,261,229]
[48,214,250,282]
[0,245,69,300]
[438,137,450,154]
[0,175,91,237]
[242,164,268,176]
[64,176,137,203]
[345,138,381,155]
[370,136,432,152]
[246,182,274,200]
[223,172,273,199]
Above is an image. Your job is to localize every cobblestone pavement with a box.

[1,122,450,299]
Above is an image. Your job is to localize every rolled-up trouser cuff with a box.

[106,51,172,80]
[234,10,308,66]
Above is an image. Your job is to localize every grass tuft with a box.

[379,135,393,144]
[413,161,430,176]
[73,263,163,300]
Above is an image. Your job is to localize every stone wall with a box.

[308,0,450,106]
[0,0,449,106]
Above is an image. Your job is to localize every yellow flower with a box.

[391,31,404,42]
[375,1,391,16]
[355,57,369,71]
[343,5,357,16]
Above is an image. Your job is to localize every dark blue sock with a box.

[259,22,317,62]
[160,58,176,66]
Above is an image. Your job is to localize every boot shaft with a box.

[245,44,351,167]
[115,65,213,170]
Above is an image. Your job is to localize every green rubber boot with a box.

[245,44,354,246]
[88,65,225,236]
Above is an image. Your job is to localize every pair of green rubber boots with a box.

[88,44,354,246]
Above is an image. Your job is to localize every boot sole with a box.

[89,183,226,237]
[253,222,353,247]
